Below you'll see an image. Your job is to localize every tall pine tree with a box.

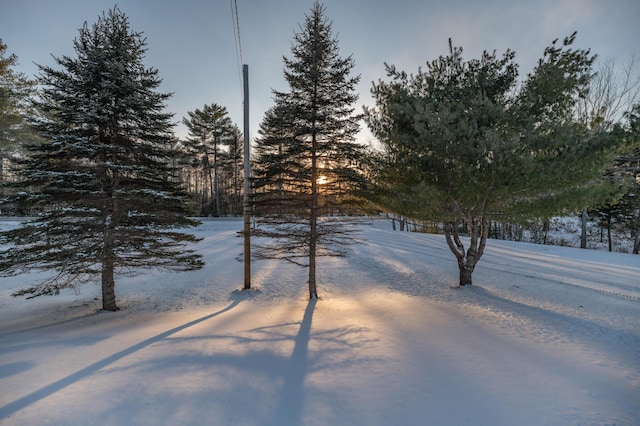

[252,2,365,299]
[0,39,37,183]
[0,7,203,311]
[224,125,244,216]
[182,103,237,216]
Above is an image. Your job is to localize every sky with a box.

[1,0,639,143]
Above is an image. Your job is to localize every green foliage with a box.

[591,103,640,253]
[366,33,618,224]
[0,39,37,156]
[0,7,203,310]
[253,2,365,217]
[223,124,244,216]
[182,103,240,216]
[365,33,623,284]
[251,2,365,298]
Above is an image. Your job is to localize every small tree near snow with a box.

[366,34,620,286]
[0,7,203,311]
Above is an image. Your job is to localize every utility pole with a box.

[243,64,251,289]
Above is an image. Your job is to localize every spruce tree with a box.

[252,2,365,299]
[253,101,297,216]
[366,34,619,286]
[0,7,203,311]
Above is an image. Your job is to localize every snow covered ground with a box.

[0,217,638,425]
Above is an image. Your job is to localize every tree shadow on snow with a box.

[90,299,380,426]
[0,296,245,420]
[461,285,640,353]
[264,298,316,426]
[0,307,102,337]
[0,361,35,379]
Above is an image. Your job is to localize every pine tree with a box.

[223,125,244,215]
[0,7,203,311]
[366,34,619,286]
[182,103,236,216]
[253,101,297,216]
[0,39,37,182]
[252,2,365,299]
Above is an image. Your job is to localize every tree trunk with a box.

[214,161,221,217]
[101,253,118,311]
[101,165,120,311]
[633,209,640,255]
[204,156,214,215]
[458,261,475,286]
[234,158,240,215]
[580,207,588,249]
[213,137,222,217]
[607,218,612,252]
[101,221,118,311]
[308,111,319,300]
[444,217,488,286]
[308,231,318,299]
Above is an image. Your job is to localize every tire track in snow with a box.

[362,225,640,302]
[479,247,640,302]
[350,223,640,351]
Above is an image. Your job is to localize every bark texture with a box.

[444,218,489,286]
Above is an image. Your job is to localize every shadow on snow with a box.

[0,294,244,419]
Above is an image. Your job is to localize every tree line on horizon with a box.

[0,2,638,311]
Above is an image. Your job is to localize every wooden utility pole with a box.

[243,64,251,289]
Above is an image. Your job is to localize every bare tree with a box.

[576,55,640,248]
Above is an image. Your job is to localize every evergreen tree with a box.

[609,104,640,253]
[366,34,619,286]
[182,103,236,216]
[0,39,37,182]
[625,104,640,253]
[0,7,203,311]
[252,2,365,299]
[223,125,244,215]
[582,103,640,254]
[253,101,297,216]
[573,56,640,247]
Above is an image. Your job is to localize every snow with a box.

[0,217,639,425]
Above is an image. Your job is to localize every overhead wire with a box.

[229,0,244,97]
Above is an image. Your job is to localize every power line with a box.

[233,0,243,65]
[229,0,243,95]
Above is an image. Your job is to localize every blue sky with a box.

[1,0,639,142]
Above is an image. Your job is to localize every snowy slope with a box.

[0,218,638,425]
